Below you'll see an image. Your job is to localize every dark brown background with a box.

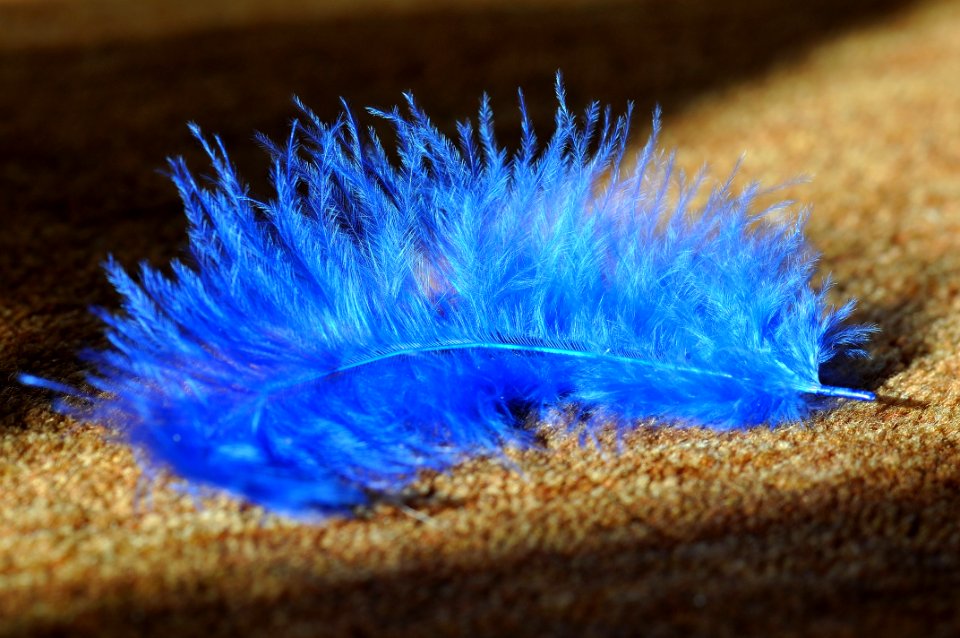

[2,0,960,635]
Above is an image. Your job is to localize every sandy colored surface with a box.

[2,0,960,635]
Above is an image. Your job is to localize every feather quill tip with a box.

[22,78,875,514]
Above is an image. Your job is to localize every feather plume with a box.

[23,78,874,514]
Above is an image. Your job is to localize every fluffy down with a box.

[24,78,874,514]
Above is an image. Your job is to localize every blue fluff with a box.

[23,77,874,515]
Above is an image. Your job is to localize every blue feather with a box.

[22,77,874,515]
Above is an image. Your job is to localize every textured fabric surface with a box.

[2,0,959,635]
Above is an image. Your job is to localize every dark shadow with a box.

[820,290,935,401]
[855,295,935,390]
[0,0,920,427]
[15,470,960,637]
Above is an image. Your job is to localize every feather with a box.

[22,77,874,515]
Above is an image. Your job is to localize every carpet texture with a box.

[2,0,960,635]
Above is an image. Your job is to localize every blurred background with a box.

[1,0,918,223]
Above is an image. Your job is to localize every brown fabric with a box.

[2,0,959,635]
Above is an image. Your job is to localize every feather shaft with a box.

[811,386,875,401]
[323,341,876,402]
